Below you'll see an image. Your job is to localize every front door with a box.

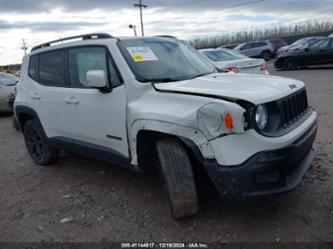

[65,46,129,158]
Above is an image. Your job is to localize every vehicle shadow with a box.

[51,152,286,224]
[0,112,12,118]
[277,66,333,71]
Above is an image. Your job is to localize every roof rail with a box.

[154,35,178,39]
[31,33,114,52]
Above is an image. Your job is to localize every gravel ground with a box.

[0,64,332,243]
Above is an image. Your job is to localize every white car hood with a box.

[154,73,304,105]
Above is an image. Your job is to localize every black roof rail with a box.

[154,35,178,39]
[31,33,114,52]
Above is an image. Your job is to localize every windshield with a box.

[118,38,216,82]
[203,49,248,62]
[0,73,18,86]
[292,37,322,46]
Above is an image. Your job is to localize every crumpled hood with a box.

[154,73,304,105]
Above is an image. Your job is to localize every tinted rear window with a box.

[39,50,67,86]
[29,55,38,81]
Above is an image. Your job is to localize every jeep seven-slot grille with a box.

[280,89,308,127]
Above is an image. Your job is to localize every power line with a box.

[225,0,265,10]
[134,0,147,36]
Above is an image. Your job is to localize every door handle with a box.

[65,96,79,105]
[31,93,41,100]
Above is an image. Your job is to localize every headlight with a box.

[255,105,268,130]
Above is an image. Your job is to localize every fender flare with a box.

[15,105,41,131]
[129,119,215,166]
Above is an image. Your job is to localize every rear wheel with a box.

[261,50,271,61]
[156,138,199,219]
[283,58,298,70]
[23,119,59,165]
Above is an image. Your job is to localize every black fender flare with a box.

[15,105,42,132]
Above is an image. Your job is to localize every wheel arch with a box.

[15,105,42,132]
[130,119,215,170]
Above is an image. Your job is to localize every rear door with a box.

[27,51,71,138]
[239,43,254,57]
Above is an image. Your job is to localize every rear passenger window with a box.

[39,50,67,86]
[69,46,121,88]
[29,55,38,81]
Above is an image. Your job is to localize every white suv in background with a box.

[15,34,318,219]
[234,41,275,60]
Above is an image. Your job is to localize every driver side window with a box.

[69,46,122,88]
[310,39,330,49]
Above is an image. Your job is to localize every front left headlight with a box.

[255,104,268,130]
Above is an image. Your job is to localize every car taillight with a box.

[225,66,240,73]
[260,63,268,71]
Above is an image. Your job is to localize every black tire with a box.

[283,58,298,70]
[156,138,199,219]
[261,50,271,61]
[23,119,59,165]
[12,116,19,131]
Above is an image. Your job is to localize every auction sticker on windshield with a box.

[127,47,158,62]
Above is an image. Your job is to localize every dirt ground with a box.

[0,64,332,243]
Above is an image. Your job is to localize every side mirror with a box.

[86,70,108,88]
[304,48,309,52]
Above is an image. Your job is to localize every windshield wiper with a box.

[142,78,183,83]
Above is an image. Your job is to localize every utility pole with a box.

[21,39,28,55]
[134,0,147,36]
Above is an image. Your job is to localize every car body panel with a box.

[154,73,304,105]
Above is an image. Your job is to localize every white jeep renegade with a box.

[15,34,318,219]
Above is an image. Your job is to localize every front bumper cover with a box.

[203,123,317,200]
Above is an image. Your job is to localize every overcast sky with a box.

[0,0,332,64]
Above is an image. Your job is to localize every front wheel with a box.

[23,119,59,165]
[283,58,299,70]
[156,138,199,219]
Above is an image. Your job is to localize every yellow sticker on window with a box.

[127,47,158,62]
[132,54,144,62]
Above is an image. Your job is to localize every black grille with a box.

[280,89,308,127]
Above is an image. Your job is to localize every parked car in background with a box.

[276,36,325,56]
[199,48,269,75]
[233,41,274,60]
[0,72,18,112]
[219,43,239,49]
[268,39,287,52]
[275,37,333,70]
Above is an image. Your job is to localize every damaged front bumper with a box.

[203,123,317,200]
